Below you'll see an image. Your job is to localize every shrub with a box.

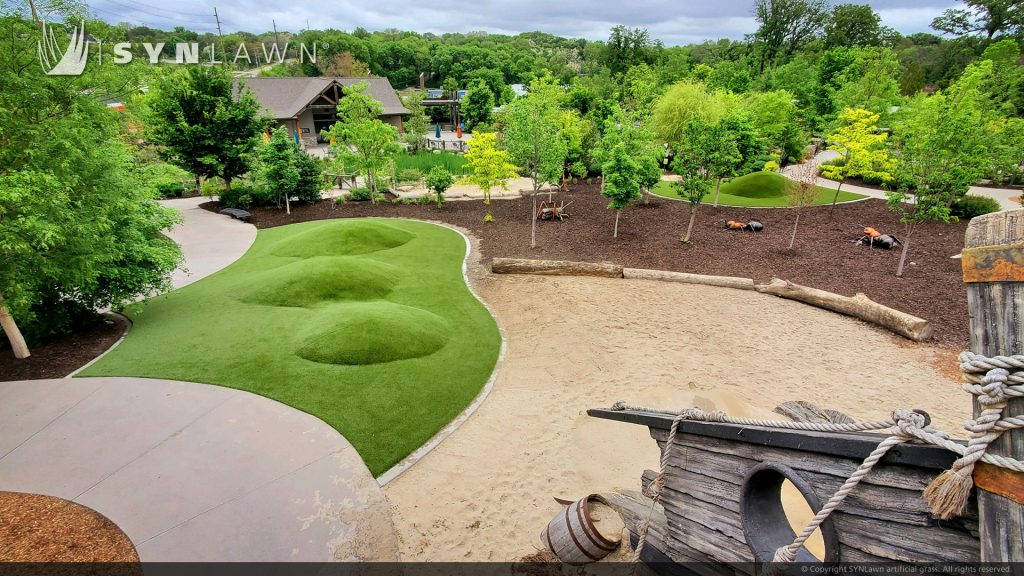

[349,187,372,201]
[219,182,265,209]
[154,179,187,198]
[763,160,780,173]
[201,177,225,197]
[399,168,422,185]
[293,150,325,204]
[424,166,454,207]
[951,195,1001,219]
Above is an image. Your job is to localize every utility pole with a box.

[213,7,224,65]
[273,19,280,51]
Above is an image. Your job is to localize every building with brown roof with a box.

[235,76,409,148]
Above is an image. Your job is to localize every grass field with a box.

[395,151,470,176]
[81,219,501,475]
[652,171,866,207]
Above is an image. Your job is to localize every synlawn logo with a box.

[37,20,318,77]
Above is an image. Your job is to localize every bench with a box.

[219,208,251,222]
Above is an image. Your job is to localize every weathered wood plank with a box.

[491,258,623,277]
[963,209,1024,562]
[664,510,753,566]
[835,514,980,562]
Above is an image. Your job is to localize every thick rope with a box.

[612,352,1024,566]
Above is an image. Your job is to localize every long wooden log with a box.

[754,277,933,341]
[623,268,756,291]
[491,258,623,278]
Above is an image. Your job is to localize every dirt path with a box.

[383,274,966,561]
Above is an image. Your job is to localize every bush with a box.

[763,160,780,173]
[219,182,265,209]
[349,187,372,201]
[424,166,454,206]
[399,168,422,185]
[951,195,1001,219]
[200,177,225,197]
[293,151,325,204]
[154,179,187,198]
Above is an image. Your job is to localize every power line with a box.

[95,0,215,20]
[103,0,213,18]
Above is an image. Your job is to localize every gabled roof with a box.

[235,76,409,119]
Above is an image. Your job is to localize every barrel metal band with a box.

[974,461,1024,505]
[962,242,1024,283]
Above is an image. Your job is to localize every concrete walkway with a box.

[0,377,399,561]
[161,196,257,289]
[782,150,1023,211]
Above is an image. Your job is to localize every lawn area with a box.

[80,219,501,475]
[652,171,866,207]
[395,151,470,176]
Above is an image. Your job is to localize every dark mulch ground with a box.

[209,183,971,349]
[0,314,130,381]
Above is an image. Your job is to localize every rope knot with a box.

[977,368,1010,406]
[891,408,927,437]
[610,400,628,411]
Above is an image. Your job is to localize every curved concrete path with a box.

[161,196,257,289]
[0,377,399,561]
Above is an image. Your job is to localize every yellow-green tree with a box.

[821,107,895,216]
[464,131,517,208]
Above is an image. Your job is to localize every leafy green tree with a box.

[742,90,806,162]
[673,175,714,244]
[424,166,454,207]
[932,0,1024,40]
[832,47,903,117]
[464,131,518,206]
[672,118,743,211]
[0,14,181,356]
[401,92,430,151]
[258,127,324,213]
[604,25,656,75]
[652,81,729,145]
[146,66,271,192]
[324,82,401,203]
[601,142,645,238]
[753,0,830,70]
[503,81,567,248]
[461,80,495,130]
[821,108,895,216]
[825,4,884,48]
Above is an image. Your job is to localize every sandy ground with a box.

[383,273,969,561]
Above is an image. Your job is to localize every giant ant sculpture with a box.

[854,226,902,250]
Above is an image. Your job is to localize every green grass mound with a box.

[237,257,400,308]
[296,302,450,366]
[720,171,790,198]
[271,220,415,258]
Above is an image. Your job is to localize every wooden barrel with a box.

[540,495,622,564]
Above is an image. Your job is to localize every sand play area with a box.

[383,272,970,561]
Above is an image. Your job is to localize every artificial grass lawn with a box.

[652,171,866,207]
[80,219,501,475]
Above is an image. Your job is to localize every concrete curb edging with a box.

[65,312,133,379]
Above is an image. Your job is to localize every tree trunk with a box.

[224,177,232,191]
[683,206,698,243]
[530,192,538,249]
[285,191,291,214]
[613,210,620,238]
[712,177,722,207]
[369,168,376,205]
[194,175,202,197]
[492,258,623,278]
[788,211,800,249]
[829,180,844,220]
[0,292,30,359]
[895,225,915,278]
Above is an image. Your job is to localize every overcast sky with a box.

[88,0,958,44]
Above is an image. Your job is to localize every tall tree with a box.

[503,81,567,248]
[460,79,495,130]
[401,91,430,152]
[753,0,830,70]
[825,4,883,48]
[147,67,270,192]
[932,0,1024,40]
[324,82,401,203]
[601,142,644,238]
[604,25,655,75]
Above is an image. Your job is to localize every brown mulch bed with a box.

[204,187,971,349]
[0,491,140,564]
[0,314,130,381]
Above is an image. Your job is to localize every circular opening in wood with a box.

[740,463,840,565]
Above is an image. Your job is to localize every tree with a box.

[821,108,895,216]
[831,47,903,117]
[825,4,883,48]
[401,91,430,151]
[1,14,181,357]
[464,131,518,207]
[742,90,806,162]
[258,127,324,213]
[753,0,830,70]
[601,142,644,238]
[322,51,371,76]
[503,81,567,248]
[424,166,454,207]
[652,81,729,145]
[932,0,1024,40]
[786,161,819,249]
[147,66,270,192]
[604,25,655,75]
[461,80,495,130]
[324,82,401,204]
[672,118,742,211]
[673,175,713,244]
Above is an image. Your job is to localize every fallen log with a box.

[755,277,933,342]
[623,268,755,291]
[491,258,623,278]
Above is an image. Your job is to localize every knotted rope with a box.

[612,352,1024,565]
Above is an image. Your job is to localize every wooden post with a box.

[962,210,1024,561]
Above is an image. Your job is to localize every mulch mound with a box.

[0,314,129,381]
[0,491,140,564]
[217,185,971,350]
